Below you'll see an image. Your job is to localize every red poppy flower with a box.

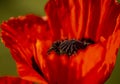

[1,0,120,84]
[0,76,33,84]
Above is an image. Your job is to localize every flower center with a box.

[47,38,95,56]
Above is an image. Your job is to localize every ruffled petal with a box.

[0,76,33,84]
[0,14,50,83]
[45,0,120,41]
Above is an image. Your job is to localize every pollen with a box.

[47,38,95,56]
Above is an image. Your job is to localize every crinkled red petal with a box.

[1,14,51,84]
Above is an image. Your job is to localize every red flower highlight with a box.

[0,76,33,84]
[0,0,120,84]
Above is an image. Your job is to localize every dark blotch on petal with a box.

[31,56,46,80]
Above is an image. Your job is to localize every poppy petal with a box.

[0,14,50,84]
[45,0,120,41]
[0,76,33,84]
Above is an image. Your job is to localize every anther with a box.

[47,38,95,56]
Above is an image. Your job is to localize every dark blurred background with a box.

[0,0,120,84]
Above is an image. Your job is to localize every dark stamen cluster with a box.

[47,38,94,56]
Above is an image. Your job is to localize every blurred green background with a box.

[0,0,120,84]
